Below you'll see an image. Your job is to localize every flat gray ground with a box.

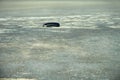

[0,1,120,79]
[0,28,120,80]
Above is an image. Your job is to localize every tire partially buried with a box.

[43,22,60,27]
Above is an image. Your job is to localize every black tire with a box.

[43,22,60,27]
